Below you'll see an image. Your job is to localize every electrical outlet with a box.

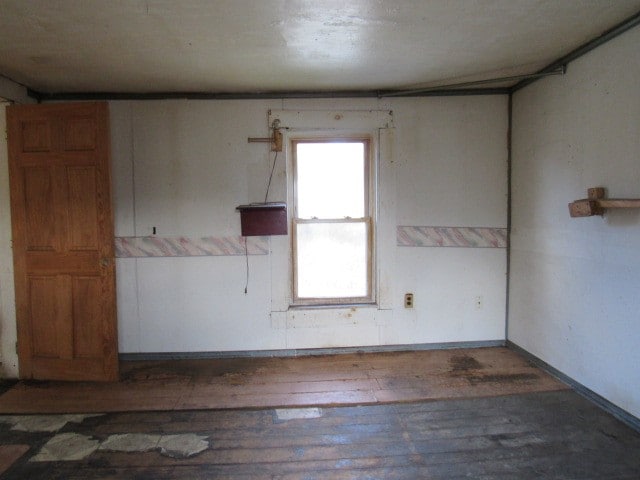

[475,295,483,309]
[404,293,414,308]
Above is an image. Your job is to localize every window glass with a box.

[296,222,368,298]
[296,142,365,219]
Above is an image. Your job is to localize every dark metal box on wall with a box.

[236,202,287,236]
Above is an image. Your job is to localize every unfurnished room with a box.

[0,1,639,478]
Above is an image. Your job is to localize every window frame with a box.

[290,135,376,307]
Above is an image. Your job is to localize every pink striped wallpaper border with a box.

[397,226,507,248]
[115,236,269,258]
[115,227,506,257]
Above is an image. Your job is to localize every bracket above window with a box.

[248,123,283,152]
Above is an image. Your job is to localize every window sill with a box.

[270,305,390,330]
[288,302,378,311]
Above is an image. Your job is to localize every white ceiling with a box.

[1,0,639,94]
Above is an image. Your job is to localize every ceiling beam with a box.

[31,87,510,102]
[380,69,564,98]
[511,8,640,92]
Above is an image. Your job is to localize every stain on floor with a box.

[467,373,540,385]
[450,354,484,372]
[120,365,191,383]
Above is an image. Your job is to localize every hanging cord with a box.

[263,120,282,203]
[244,236,249,294]
[264,150,278,203]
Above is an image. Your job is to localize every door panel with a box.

[72,276,103,358]
[29,276,61,358]
[7,102,118,381]
[23,167,56,250]
[63,116,96,152]
[67,166,99,249]
[21,120,51,152]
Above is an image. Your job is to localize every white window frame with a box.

[266,109,395,323]
[290,135,376,306]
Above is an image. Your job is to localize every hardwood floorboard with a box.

[0,445,30,475]
[0,349,637,479]
[0,347,567,414]
[1,390,639,479]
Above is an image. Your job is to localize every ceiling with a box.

[1,0,639,96]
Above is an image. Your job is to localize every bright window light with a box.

[292,138,373,304]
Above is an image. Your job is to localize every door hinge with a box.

[15,341,18,354]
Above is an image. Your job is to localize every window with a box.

[292,137,374,305]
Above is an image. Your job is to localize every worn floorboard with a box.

[0,390,639,479]
[0,347,566,414]
[0,445,30,475]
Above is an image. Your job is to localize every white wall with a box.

[390,97,508,343]
[510,27,640,417]
[0,95,507,375]
[0,77,33,105]
[0,100,19,377]
[111,99,283,353]
[112,96,508,354]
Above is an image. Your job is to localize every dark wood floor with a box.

[1,390,639,479]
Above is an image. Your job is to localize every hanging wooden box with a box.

[236,202,287,236]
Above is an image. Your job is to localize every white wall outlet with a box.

[475,295,483,309]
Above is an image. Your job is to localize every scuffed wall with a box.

[110,96,508,353]
[0,95,508,377]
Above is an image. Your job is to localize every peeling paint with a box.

[30,433,100,462]
[99,433,160,452]
[99,433,209,458]
[0,414,103,432]
[157,434,209,458]
[276,408,323,420]
[20,416,211,461]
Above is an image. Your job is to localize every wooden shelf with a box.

[569,187,640,217]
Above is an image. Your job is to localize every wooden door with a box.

[7,102,118,381]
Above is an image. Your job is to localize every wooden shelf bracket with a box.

[248,120,283,152]
[569,187,640,217]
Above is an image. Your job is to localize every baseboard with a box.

[507,340,640,433]
[119,339,506,362]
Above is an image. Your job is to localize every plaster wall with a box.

[111,96,508,353]
[510,27,640,417]
[0,96,508,375]
[0,77,33,105]
[0,100,18,377]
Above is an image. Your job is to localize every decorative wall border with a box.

[397,226,507,248]
[115,227,506,257]
[115,236,269,258]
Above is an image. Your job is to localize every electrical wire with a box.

[244,236,249,294]
[264,150,278,203]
